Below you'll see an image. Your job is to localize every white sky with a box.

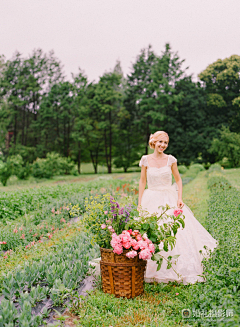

[1,0,240,82]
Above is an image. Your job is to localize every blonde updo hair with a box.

[149,131,169,149]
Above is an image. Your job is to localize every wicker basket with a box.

[100,247,147,299]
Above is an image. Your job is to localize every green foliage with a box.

[187,176,240,326]
[0,231,98,325]
[82,194,136,248]
[0,160,11,186]
[181,163,205,185]
[32,152,76,178]
[178,165,188,174]
[210,126,240,168]
[199,55,240,132]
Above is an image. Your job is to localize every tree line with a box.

[0,44,240,174]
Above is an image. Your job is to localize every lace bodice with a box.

[139,155,177,191]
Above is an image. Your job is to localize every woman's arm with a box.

[138,166,147,211]
[171,162,184,208]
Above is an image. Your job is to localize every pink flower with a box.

[3,256,7,259]
[101,224,107,229]
[26,245,29,249]
[139,248,152,260]
[136,234,142,241]
[51,208,55,214]
[131,239,140,250]
[19,226,23,231]
[176,293,179,296]
[127,229,133,235]
[20,234,25,239]
[51,227,55,231]
[126,250,138,259]
[38,240,43,243]
[138,240,148,250]
[0,241,7,245]
[173,209,183,217]
[56,210,60,215]
[122,241,131,249]
[33,233,38,237]
[148,243,155,253]
[48,234,53,239]
[113,244,123,255]
[132,230,139,236]
[60,218,66,223]
[111,235,121,248]
[13,228,18,233]
[104,211,108,215]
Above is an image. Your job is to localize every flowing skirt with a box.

[141,184,218,284]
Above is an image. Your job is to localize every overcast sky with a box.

[1,0,240,82]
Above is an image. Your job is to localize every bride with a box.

[138,131,217,284]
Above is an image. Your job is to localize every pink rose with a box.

[139,248,152,260]
[104,211,108,215]
[113,244,123,255]
[51,208,55,214]
[111,235,121,248]
[126,250,138,259]
[136,234,142,241]
[148,243,155,253]
[138,240,148,250]
[101,224,107,229]
[122,241,131,249]
[173,209,183,217]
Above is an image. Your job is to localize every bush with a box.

[0,160,11,186]
[32,152,76,179]
[32,158,52,179]
[178,165,188,174]
[210,126,240,167]
[7,154,31,180]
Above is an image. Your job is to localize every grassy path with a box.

[223,167,240,190]
[182,171,210,226]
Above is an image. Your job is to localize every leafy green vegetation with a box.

[0,230,98,326]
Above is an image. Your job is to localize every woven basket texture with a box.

[100,247,146,299]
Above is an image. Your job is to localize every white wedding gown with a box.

[139,154,217,285]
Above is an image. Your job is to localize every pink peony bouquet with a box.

[107,229,155,259]
[83,194,185,272]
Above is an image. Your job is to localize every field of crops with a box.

[0,167,239,326]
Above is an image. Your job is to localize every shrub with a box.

[210,126,240,167]
[0,160,11,186]
[7,154,31,180]
[178,165,188,174]
[32,152,76,179]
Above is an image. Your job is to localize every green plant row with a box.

[0,231,98,327]
[187,176,240,326]
[0,179,138,253]
[0,177,138,223]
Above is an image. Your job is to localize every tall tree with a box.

[199,55,240,132]
[127,44,186,155]
[93,70,123,173]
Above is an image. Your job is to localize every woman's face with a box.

[155,135,169,153]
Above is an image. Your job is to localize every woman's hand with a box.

[177,199,184,209]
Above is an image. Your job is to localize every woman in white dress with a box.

[138,131,217,284]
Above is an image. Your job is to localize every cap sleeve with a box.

[139,155,148,167]
[168,155,177,166]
